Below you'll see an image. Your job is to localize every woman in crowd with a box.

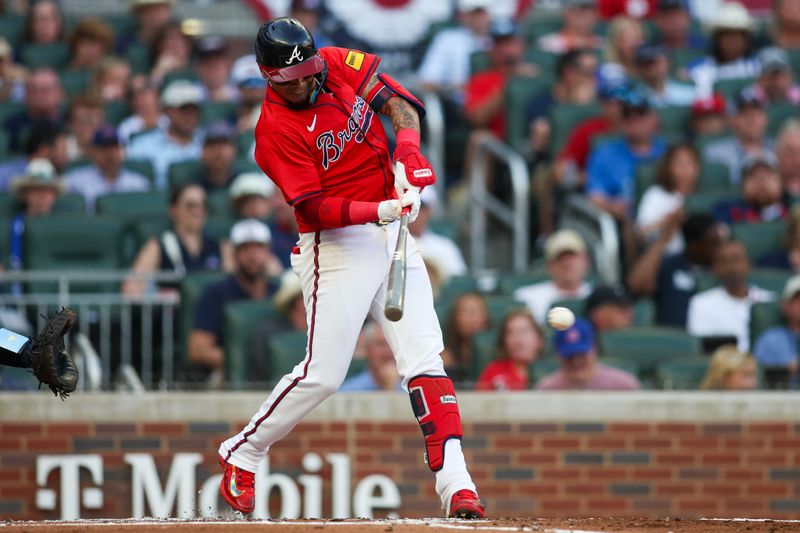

[441,292,490,383]
[148,21,193,87]
[699,344,758,390]
[67,18,115,72]
[88,56,132,102]
[23,0,63,45]
[476,309,545,391]
[600,16,645,80]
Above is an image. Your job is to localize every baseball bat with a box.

[384,212,410,322]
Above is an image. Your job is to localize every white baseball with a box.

[547,306,575,331]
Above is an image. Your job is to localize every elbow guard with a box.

[366,73,426,120]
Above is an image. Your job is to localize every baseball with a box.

[547,306,575,330]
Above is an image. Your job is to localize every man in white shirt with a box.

[634,44,696,108]
[408,187,467,278]
[687,240,774,351]
[514,229,592,324]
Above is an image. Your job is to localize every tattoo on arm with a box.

[361,74,420,133]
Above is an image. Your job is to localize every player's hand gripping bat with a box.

[384,211,410,322]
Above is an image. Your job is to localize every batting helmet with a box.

[255,17,325,83]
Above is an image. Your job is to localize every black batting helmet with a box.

[255,17,325,83]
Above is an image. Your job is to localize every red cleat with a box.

[219,456,255,513]
[447,489,485,519]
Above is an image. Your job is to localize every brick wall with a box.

[2,418,799,519]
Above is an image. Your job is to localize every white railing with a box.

[419,90,447,205]
[560,194,621,285]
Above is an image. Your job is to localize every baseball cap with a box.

[782,275,800,301]
[457,0,491,12]
[160,80,203,108]
[554,318,595,358]
[203,121,235,144]
[196,35,227,59]
[621,86,652,116]
[273,270,303,312]
[232,54,267,89]
[635,43,667,65]
[92,124,120,147]
[11,158,65,194]
[229,172,276,201]
[710,1,754,32]
[490,19,518,40]
[658,0,687,9]
[730,86,764,114]
[758,47,791,74]
[691,93,726,116]
[586,285,632,315]
[545,229,586,261]
[741,152,778,177]
[230,219,272,247]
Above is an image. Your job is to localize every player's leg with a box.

[370,225,483,518]
[0,328,33,368]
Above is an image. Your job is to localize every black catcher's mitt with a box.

[30,307,79,399]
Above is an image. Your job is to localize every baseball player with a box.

[217,18,484,519]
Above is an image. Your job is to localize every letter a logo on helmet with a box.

[255,17,325,83]
[285,45,304,65]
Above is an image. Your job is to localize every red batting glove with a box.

[394,129,436,189]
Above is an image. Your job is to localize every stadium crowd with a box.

[0,0,799,392]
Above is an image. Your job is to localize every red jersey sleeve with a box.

[254,130,322,206]
[320,47,381,98]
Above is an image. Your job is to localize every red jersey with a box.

[254,47,396,233]
[464,70,506,140]
[557,115,613,169]
[475,358,529,391]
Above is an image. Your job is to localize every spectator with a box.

[148,21,193,87]
[195,35,237,103]
[586,285,634,332]
[537,318,640,390]
[340,322,402,392]
[748,47,800,105]
[442,292,490,383]
[772,0,800,50]
[652,0,707,50]
[122,182,232,297]
[3,68,64,153]
[628,213,727,327]
[464,19,536,140]
[417,0,491,101]
[689,93,727,138]
[198,122,237,192]
[65,94,105,162]
[408,187,467,278]
[586,89,667,221]
[636,143,699,254]
[688,2,759,91]
[759,205,800,271]
[229,172,276,221]
[0,125,68,192]
[67,18,115,72]
[422,255,449,302]
[290,0,334,50]
[476,309,544,391]
[703,87,774,186]
[0,37,25,104]
[713,153,788,225]
[88,56,132,102]
[601,16,645,80]
[231,54,267,133]
[775,119,800,197]
[634,44,696,108]
[65,124,150,212]
[752,275,800,388]
[117,78,168,145]
[699,344,758,390]
[687,240,774,350]
[126,80,203,190]
[538,0,603,55]
[125,0,174,50]
[514,229,592,324]
[188,219,279,387]
[269,195,300,271]
[23,0,62,45]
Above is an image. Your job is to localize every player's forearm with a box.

[296,195,379,228]
[384,96,420,134]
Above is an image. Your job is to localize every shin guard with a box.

[408,375,463,472]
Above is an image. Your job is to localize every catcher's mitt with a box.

[30,307,79,399]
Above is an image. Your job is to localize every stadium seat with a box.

[438,274,478,302]
[749,300,782,348]
[505,76,554,153]
[0,14,25,47]
[698,161,732,192]
[668,48,703,74]
[123,159,157,186]
[205,216,234,242]
[748,268,791,294]
[0,101,24,124]
[497,268,550,295]
[132,217,171,250]
[713,78,754,99]
[346,358,367,379]
[549,298,586,318]
[549,103,601,155]
[598,327,702,376]
[0,129,9,159]
[655,355,710,390]
[96,191,170,263]
[21,43,69,69]
[201,102,236,126]
[103,13,138,40]
[168,160,203,189]
[60,70,90,98]
[484,295,526,326]
[530,356,559,381]
[104,100,132,126]
[237,131,255,157]
[178,271,227,366]
[223,299,284,388]
[788,49,800,80]
[428,218,457,241]
[730,220,785,262]
[766,103,796,136]
[633,298,655,327]
[600,355,642,377]
[656,106,691,139]
[268,330,309,382]
[163,69,200,87]
[522,16,562,44]
[208,190,233,218]
[684,190,737,213]
[634,162,657,205]
[471,329,498,380]
[52,192,86,214]
[0,192,16,214]
[125,44,151,74]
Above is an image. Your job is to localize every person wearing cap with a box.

[713,153,788,225]
[0,36,25,104]
[772,0,800,51]
[3,68,65,154]
[198,121,237,192]
[586,87,666,221]
[231,54,267,133]
[124,0,174,50]
[752,274,800,389]
[538,0,603,55]
[702,86,774,186]
[688,240,774,351]
[417,0,492,101]
[64,124,150,212]
[126,80,204,190]
[340,321,403,392]
[586,285,634,332]
[196,35,238,103]
[689,92,727,138]
[229,172,276,221]
[0,125,68,193]
[775,119,800,198]
[652,0,707,50]
[408,187,467,278]
[634,43,695,108]
[514,229,593,325]
[628,213,727,327]
[290,0,333,49]
[536,318,640,390]
[188,218,280,387]
[748,47,800,105]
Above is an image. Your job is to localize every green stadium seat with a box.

[684,190,737,213]
[201,102,236,126]
[0,129,9,159]
[599,326,702,376]
[346,358,367,379]
[484,295,525,325]
[438,275,478,302]
[123,159,156,185]
[168,160,203,189]
[698,161,732,192]
[268,330,309,382]
[223,299,284,388]
[126,44,151,74]
[767,103,796,136]
[60,69,91,98]
[0,101,24,124]
[208,190,233,218]
[600,355,643,377]
[237,131,255,157]
[731,220,785,262]
[748,268,791,294]
[522,16,562,43]
[749,300,782,348]
[713,78,754,99]
[51,192,86,214]
[0,192,16,215]
[497,268,550,295]
[669,48,703,73]
[96,191,167,219]
[634,162,658,206]
[633,298,655,326]
[657,106,691,139]
[104,100,132,126]
[531,356,559,381]
[205,216,234,241]
[163,70,200,87]
[428,218,457,241]
[132,217,171,250]
[549,103,601,154]
[470,329,498,380]
[0,14,25,46]
[505,76,554,153]
[104,14,138,40]
[655,355,710,390]
[178,271,227,365]
[21,43,69,69]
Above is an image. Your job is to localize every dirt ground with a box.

[2,517,800,533]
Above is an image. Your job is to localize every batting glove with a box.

[394,129,435,195]
[378,189,421,224]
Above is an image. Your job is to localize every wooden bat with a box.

[384,212,410,322]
